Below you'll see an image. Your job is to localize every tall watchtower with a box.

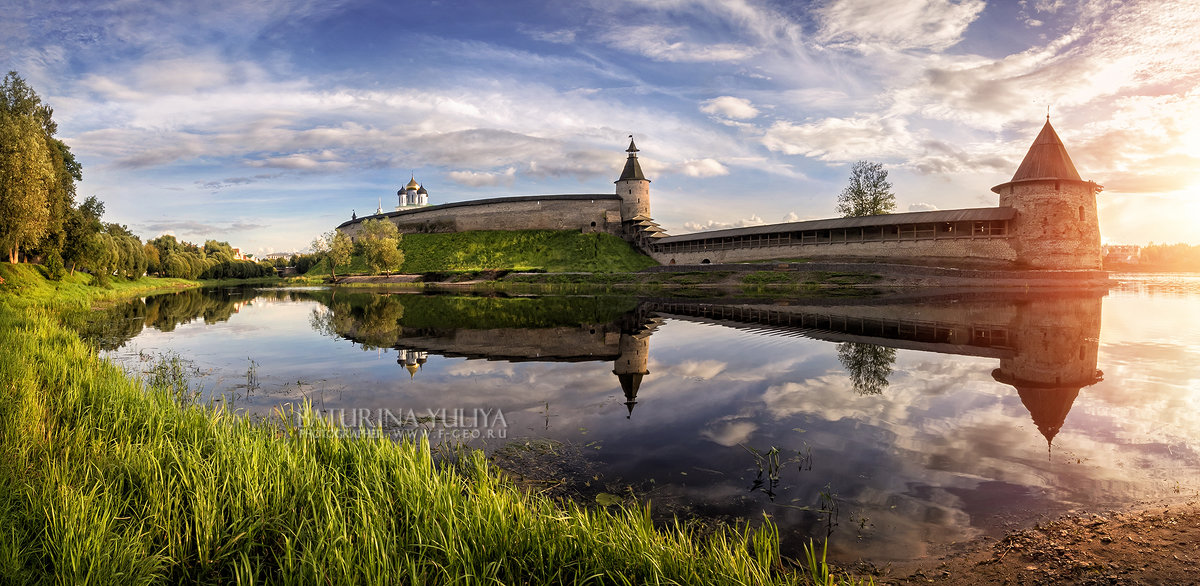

[991,119,1102,270]
[615,137,651,221]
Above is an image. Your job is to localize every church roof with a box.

[417,185,428,194]
[1008,119,1082,183]
[405,176,421,190]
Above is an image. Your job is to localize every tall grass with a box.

[0,266,870,585]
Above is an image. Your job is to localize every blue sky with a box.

[5,0,1200,254]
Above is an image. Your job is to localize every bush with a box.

[44,250,66,281]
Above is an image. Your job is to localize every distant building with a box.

[397,175,430,209]
[1103,244,1141,264]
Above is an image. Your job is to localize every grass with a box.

[0,263,195,309]
[308,230,658,277]
[0,262,872,585]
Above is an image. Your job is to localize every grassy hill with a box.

[310,230,658,276]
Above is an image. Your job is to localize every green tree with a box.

[61,196,105,274]
[0,109,53,262]
[2,72,80,262]
[204,239,234,258]
[143,241,161,275]
[331,230,353,274]
[836,161,895,218]
[356,220,404,276]
[311,230,355,279]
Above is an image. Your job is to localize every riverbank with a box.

[0,263,856,585]
[886,503,1200,584]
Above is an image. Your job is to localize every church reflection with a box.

[317,291,1103,447]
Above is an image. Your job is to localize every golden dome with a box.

[405,176,420,191]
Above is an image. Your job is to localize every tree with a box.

[311,230,353,280]
[356,220,404,276]
[836,161,895,218]
[331,230,353,275]
[0,109,53,262]
[2,72,80,262]
[62,196,105,274]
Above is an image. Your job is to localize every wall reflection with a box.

[310,291,1105,447]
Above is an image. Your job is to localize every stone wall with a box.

[649,236,1018,267]
[338,194,622,239]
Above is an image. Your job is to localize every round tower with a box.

[615,137,650,221]
[991,119,1102,270]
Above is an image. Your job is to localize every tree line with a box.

[0,72,275,283]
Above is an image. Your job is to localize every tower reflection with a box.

[316,291,1104,446]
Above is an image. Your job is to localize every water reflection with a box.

[302,291,1105,452]
[79,287,258,350]
[837,343,896,395]
[91,285,1200,564]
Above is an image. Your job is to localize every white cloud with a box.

[761,115,916,161]
[682,215,765,231]
[447,167,517,187]
[700,96,759,120]
[814,0,986,52]
[908,202,938,212]
[600,25,760,63]
[677,158,729,177]
[521,27,577,44]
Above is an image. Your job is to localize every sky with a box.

[4,0,1199,255]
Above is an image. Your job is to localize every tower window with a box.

[1078,206,1085,221]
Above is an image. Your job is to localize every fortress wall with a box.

[650,236,1018,266]
[339,196,622,239]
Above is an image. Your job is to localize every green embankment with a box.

[310,230,658,276]
[0,263,865,585]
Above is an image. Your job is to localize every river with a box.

[84,274,1200,563]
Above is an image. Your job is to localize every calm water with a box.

[86,275,1200,562]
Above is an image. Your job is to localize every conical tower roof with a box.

[616,136,649,183]
[1012,119,1082,181]
[993,120,1082,194]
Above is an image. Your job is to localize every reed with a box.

[0,266,870,585]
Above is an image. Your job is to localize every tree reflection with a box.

[836,342,896,395]
[310,294,405,350]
